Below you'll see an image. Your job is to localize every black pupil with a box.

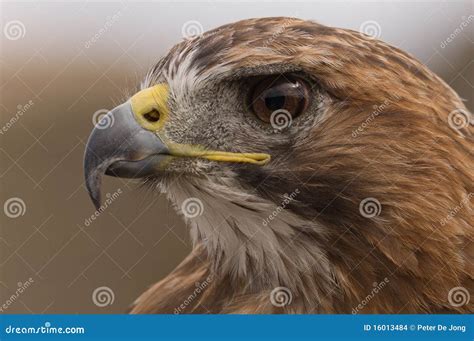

[264,90,286,111]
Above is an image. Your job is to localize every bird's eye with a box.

[248,75,310,124]
[143,109,160,123]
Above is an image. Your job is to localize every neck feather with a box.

[161,176,335,309]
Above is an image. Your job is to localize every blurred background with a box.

[0,0,472,313]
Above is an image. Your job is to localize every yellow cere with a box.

[130,83,170,132]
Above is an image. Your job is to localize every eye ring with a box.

[247,75,311,125]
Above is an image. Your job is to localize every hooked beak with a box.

[83,84,270,210]
[83,101,169,209]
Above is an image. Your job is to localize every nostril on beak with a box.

[143,109,160,123]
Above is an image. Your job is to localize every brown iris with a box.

[248,75,310,123]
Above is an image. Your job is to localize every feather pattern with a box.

[132,17,473,314]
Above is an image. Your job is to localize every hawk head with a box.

[84,17,473,313]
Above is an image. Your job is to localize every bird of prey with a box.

[84,17,473,314]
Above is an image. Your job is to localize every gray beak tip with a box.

[84,160,103,210]
[83,102,169,211]
[88,185,102,211]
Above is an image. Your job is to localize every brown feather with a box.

[132,17,473,314]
